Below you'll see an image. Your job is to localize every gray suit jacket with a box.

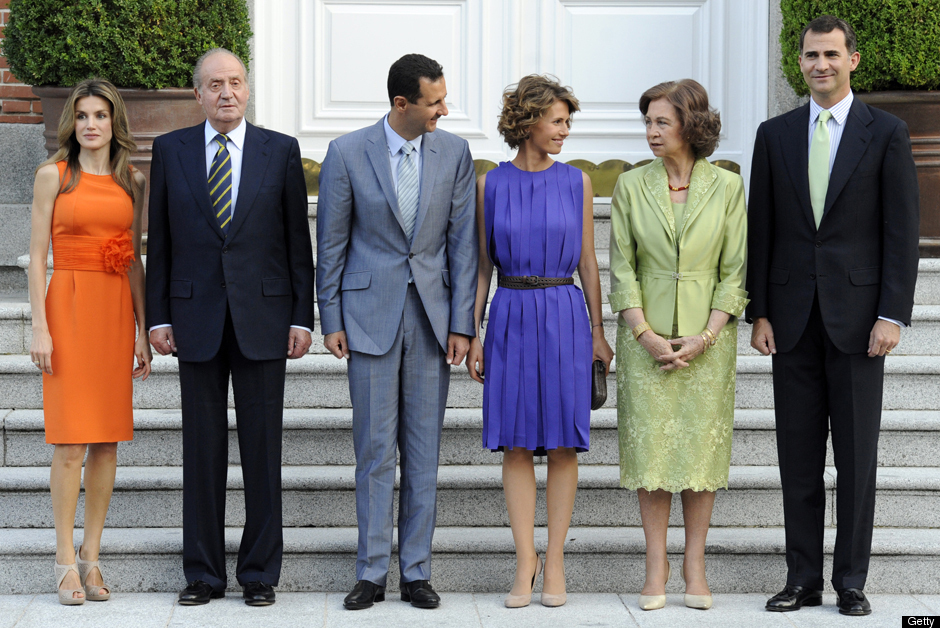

[316,118,478,355]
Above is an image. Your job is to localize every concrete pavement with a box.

[0,592,936,628]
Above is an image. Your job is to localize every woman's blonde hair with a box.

[37,78,138,201]
[497,75,580,150]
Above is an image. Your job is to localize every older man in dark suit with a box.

[747,15,919,616]
[146,48,315,607]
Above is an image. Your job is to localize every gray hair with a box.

[193,48,248,91]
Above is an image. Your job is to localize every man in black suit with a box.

[146,48,315,607]
[747,15,919,617]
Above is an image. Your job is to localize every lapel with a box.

[178,123,225,241]
[642,159,677,246]
[364,119,408,235]
[411,130,440,243]
[680,158,719,239]
[225,123,272,242]
[780,104,816,231]
[823,97,873,221]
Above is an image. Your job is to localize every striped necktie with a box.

[808,110,832,228]
[398,141,419,241]
[209,133,233,234]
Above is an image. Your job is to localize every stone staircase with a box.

[1,203,939,595]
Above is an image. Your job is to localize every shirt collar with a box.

[383,114,422,156]
[810,90,853,126]
[205,118,247,150]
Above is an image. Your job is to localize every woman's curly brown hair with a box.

[639,79,721,158]
[498,75,580,150]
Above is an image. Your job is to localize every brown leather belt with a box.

[498,275,574,290]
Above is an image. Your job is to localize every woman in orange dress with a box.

[28,78,151,605]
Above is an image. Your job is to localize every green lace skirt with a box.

[616,323,737,492]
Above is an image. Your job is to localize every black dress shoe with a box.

[344,580,385,610]
[765,585,823,612]
[178,580,224,605]
[400,580,441,609]
[837,588,872,616]
[243,581,276,606]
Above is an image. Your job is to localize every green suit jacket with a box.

[609,158,749,336]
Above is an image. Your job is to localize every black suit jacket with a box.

[146,121,315,362]
[746,96,919,354]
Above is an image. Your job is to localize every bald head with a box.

[193,48,247,92]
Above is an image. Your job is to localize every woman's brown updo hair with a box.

[498,75,580,150]
[639,79,721,158]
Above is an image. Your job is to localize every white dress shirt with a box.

[807,91,902,330]
[205,119,246,215]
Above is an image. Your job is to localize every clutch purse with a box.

[591,359,607,410]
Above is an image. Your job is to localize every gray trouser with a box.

[348,284,450,586]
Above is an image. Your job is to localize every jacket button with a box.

[409,253,415,259]
[223,247,229,254]
[221,282,226,288]
[815,241,822,248]
[809,273,816,280]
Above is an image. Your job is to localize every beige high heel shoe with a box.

[539,557,566,608]
[504,555,542,608]
[682,563,712,610]
[54,562,85,605]
[76,545,111,601]
[638,561,670,610]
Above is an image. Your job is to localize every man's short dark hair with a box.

[387,54,444,106]
[800,15,857,54]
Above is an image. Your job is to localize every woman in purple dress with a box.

[467,75,612,608]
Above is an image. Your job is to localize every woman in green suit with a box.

[609,79,748,612]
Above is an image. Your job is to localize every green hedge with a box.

[2,0,252,89]
[780,0,940,94]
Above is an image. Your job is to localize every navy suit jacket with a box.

[146,121,315,362]
[746,96,919,354]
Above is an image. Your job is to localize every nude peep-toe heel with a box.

[55,562,85,605]
[504,555,542,608]
[638,561,670,611]
[76,546,111,601]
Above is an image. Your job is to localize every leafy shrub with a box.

[2,0,252,89]
[780,0,940,94]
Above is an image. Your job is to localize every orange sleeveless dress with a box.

[43,162,136,444]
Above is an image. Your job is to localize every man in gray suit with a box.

[316,53,478,610]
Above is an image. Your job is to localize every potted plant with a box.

[780,0,940,257]
[2,0,252,227]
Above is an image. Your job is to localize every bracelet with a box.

[703,327,718,346]
[631,321,652,340]
[700,332,710,353]
[591,323,603,328]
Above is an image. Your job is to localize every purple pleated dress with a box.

[482,161,592,453]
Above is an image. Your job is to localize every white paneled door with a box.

[254,0,768,191]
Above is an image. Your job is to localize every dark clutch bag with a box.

[591,359,607,410]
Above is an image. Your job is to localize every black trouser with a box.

[178,307,287,590]
[771,295,884,591]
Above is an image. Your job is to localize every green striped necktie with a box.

[209,133,233,234]
[808,110,832,228]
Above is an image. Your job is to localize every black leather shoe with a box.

[837,588,872,616]
[178,581,224,605]
[400,580,441,609]
[344,580,385,610]
[765,585,823,612]
[243,581,276,606]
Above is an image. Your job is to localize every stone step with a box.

[4,408,938,468]
[2,353,939,412]
[0,525,937,594]
[2,464,937,530]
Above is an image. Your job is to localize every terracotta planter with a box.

[858,91,940,258]
[33,86,206,232]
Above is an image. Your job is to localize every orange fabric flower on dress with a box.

[101,233,135,274]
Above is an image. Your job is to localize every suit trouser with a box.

[348,284,450,586]
[771,295,884,591]
[178,307,287,589]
